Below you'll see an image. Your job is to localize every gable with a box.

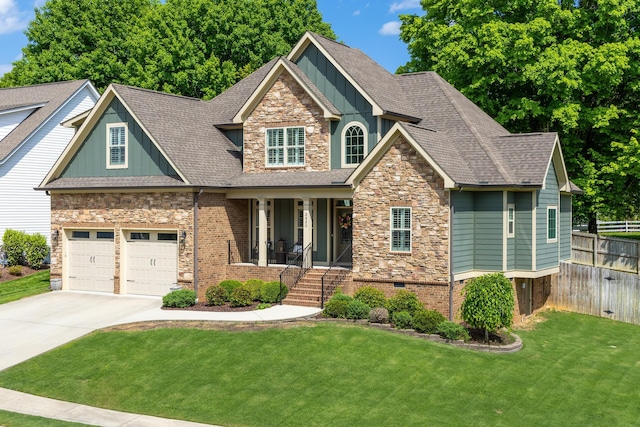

[60,97,177,178]
[0,108,39,141]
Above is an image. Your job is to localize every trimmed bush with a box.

[7,265,22,276]
[392,310,413,329]
[2,229,26,266]
[353,286,387,308]
[323,293,353,318]
[437,321,471,341]
[260,281,287,303]
[387,290,423,317]
[230,285,253,307]
[346,299,371,320]
[244,279,265,300]
[205,284,227,306]
[162,289,196,308]
[369,307,389,323]
[24,233,48,268]
[218,280,243,301]
[412,309,446,334]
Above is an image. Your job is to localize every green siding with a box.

[474,192,503,270]
[515,192,533,270]
[61,98,177,178]
[536,162,560,269]
[295,44,377,169]
[452,191,475,274]
[507,192,515,270]
[381,119,395,136]
[560,194,572,260]
[223,129,243,149]
[274,199,295,243]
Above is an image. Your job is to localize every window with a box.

[547,206,557,242]
[507,204,515,238]
[158,233,178,241]
[106,123,128,169]
[97,231,114,240]
[342,123,366,166]
[71,231,90,239]
[130,232,150,240]
[266,127,304,167]
[391,207,411,252]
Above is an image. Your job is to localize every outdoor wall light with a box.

[179,230,186,245]
[51,229,59,244]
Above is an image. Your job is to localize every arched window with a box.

[342,122,366,166]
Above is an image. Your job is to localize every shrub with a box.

[460,272,515,342]
[244,279,265,300]
[2,229,26,266]
[322,293,353,318]
[412,309,446,334]
[256,302,271,310]
[7,265,22,276]
[205,285,227,306]
[353,286,387,308]
[392,310,413,329]
[230,285,253,307]
[218,280,243,301]
[346,299,371,320]
[369,307,389,323]
[260,281,287,303]
[387,290,423,317]
[437,321,471,341]
[162,289,196,308]
[24,233,48,268]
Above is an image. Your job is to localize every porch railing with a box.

[279,242,313,303]
[227,240,301,265]
[321,243,352,308]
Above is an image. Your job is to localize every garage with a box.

[124,231,179,296]
[67,230,115,292]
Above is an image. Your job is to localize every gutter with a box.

[449,193,455,321]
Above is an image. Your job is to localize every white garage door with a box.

[125,231,178,296]
[67,230,115,292]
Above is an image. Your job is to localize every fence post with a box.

[593,234,598,267]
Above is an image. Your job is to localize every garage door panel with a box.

[68,238,115,293]
[126,239,178,297]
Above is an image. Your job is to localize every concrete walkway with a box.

[0,291,322,426]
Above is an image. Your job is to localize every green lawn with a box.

[0,409,94,426]
[600,231,640,240]
[0,311,638,426]
[0,270,50,304]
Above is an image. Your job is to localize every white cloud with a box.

[353,9,361,16]
[389,0,421,13]
[0,0,30,34]
[378,21,401,36]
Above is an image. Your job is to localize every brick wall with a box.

[50,192,194,292]
[243,70,330,173]
[224,264,286,284]
[352,136,450,283]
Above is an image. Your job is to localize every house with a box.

[38,33,576,320]
[0,80,99,245]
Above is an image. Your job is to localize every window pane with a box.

[130,232,150,240]
[72,231,90,239]
[109,126,126,165]
[548,208,557,239]
[391,208,411,251]
[158,233,178,241]
[97,231,114,239]
[345,125,365,164]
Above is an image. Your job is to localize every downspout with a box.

[449,188,458,321]
[193,188,203,299]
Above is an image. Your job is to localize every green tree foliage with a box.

[1,0,335,99]
[399,0,640,224]
[460,273,514,342]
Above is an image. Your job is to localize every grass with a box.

[600,232,640,240]
[0,270,50,304]
[0,311,639,426]
[0,409,94,426]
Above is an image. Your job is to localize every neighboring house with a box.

[0,80,99,246]
[39,33,577,320]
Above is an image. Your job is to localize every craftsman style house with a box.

[39,32,575,319]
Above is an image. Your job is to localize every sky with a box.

[0,0,423,79]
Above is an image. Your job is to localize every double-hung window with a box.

[507,204,515,238]
[391,207,411,252]
[547,206,557,242]
[266,127,304,167]
[106,123,128,169]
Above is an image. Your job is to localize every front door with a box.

[335,207,352,264]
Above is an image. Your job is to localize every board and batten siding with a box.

[294,44,378,169]
[0,88,98,245]
[61,98,177,178]
[536,161,560,269]
[515,191,533,270]
[452,191,475,274]
[474,191,503,270]
[560,194,572,261]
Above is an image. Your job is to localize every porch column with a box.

[258,198,267,266]
[303,198,313,268]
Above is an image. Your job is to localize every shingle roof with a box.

[40,175,185,190]
[230,169,353,188]
[0,80,91,163]
[491,133,559,186]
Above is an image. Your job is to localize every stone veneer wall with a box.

[243,71,330,173]
[196,193,249,299]
[50,192,194,293]
[352,136,450,283]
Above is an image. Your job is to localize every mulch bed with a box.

[0,266,45,283]
[161,301,263,312]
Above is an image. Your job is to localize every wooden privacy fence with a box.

[571,232,640,273]
[552,262,640,325]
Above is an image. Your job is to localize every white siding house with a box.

[0,80,99,245]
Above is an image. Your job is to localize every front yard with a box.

[0,310,638,426]
[0,270,50,304]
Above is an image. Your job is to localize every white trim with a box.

[503,191,508,271]
[0,103,46,115]
[106,122,128,169]
[453,267,560,281]
[340,121,368,168]
[265,126,305,168]
[547,205,558,243]
[532,191,537,271]
[390,206,412,253]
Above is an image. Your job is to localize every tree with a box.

[398,0,640,226]
[460,273,514,343]
[1,0,335,99]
